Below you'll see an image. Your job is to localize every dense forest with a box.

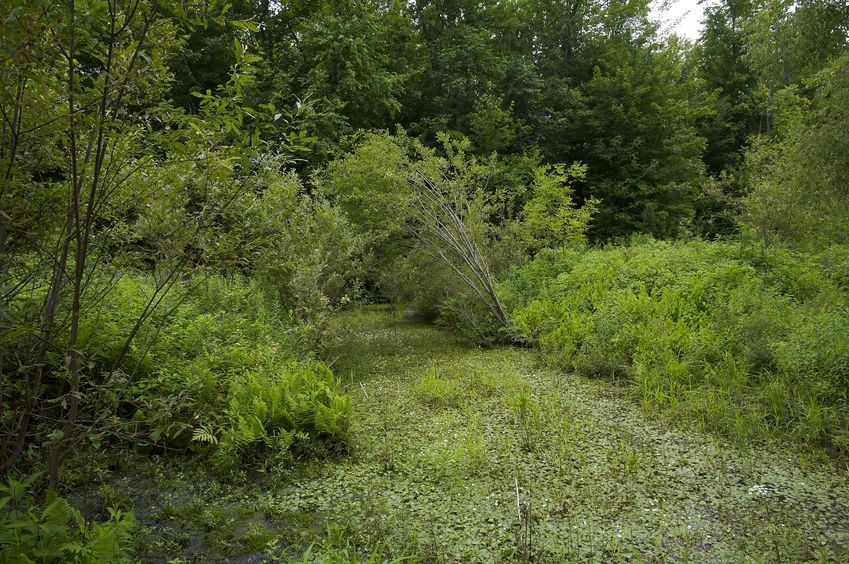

[2,0,849,560]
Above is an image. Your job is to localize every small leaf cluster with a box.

[0,474,135,563]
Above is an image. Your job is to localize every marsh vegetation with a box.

[2,0,849,561]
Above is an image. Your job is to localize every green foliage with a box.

[88,276,276,446]
[505,238,849,452]
[218,362,351,468]
[533,34,711,240]
[0,474,135,563]
[0,0,332,483]
[67,272,353,469]
[319,131,594,344]
[297,6,408,130]
[695,0,760,176]
[520,163,596,251]
[315,130,413,245]
[498,247,585,313]
[428,417,490,478]
[238,0,421,162]
[249,171,367,351]
[437,295,507,347]
[468,95,529,154]
[412,366,465,408]
[67,308,849,562]
[3,0,849,558]
[820,246,849,290]
[744,0,849,91]
[743,52,849,250]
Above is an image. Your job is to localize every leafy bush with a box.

[520,163,596,252]
[505,238,849,452]
[249,174,368,352]
[318,131,595,345]
[743,53,849,251]
[67,272,352,468]
[218,361,352,467]
[436,295,506,348]
[0,474,135,563]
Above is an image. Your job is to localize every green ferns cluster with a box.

[503,238,849,453]
[219,362,351,467]
[74,274,351,469]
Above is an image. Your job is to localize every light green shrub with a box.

[219,361,352,467]
[505,238,849,452]
[66,272,353,468]
[498,247,585,313]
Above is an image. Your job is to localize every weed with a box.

[0,473,136,562]
[411,365,465,408]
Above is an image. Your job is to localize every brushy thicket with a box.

[1,252,354,560]
[81,273,352,471]
[501,237,849,453]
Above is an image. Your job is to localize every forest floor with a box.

[106,306,849,562]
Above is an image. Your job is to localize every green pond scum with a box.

[76,308,849,562]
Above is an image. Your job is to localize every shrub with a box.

[437,295,505,347]
[63,272,353,468]
[113,275,293,449]
[252,183,368,352]
[504,238,849,453]
[498,247,585,313]
[743,53,849,251]
[218,361,352,467]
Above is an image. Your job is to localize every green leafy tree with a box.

[521,163,596,251]
[546,40,709,239]
[253,0,420,162]
[0,0,305,485]
[744,52,849,250]
[468,95,529,155]
[696,0,760,174]
[745,0,849,134]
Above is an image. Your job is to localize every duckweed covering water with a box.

[102,308,849,561]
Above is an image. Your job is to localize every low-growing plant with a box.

[412,366,465,408]
[504,238,849,453]
[217,362,352,469]
[0,473,135,562]
[40,272,356,473]
[509,388,542,452]
[611,437,641,480]
[430,416,489,478]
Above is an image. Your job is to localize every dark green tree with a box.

[696,0,759,175]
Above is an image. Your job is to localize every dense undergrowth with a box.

[3,0,849,560]
[86,274,352,469]
[1,274,352,561]
[502,237,849,454]
[0,473,135,563]
[41,308,849,562]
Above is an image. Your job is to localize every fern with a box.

[191,424,220,445]
[217,360,351,468]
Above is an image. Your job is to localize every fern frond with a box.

[191,425,219,445]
